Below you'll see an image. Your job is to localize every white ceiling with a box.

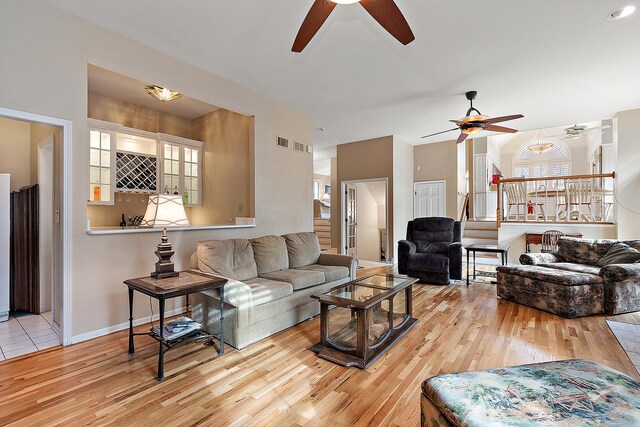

[46,0,640,151]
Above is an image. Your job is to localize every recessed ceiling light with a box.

[608,5,636,20]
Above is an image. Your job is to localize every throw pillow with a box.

[597,242,640,267]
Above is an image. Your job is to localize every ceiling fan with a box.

[421,91,524,144]
[292,0,415,53]
[559,124,611,140]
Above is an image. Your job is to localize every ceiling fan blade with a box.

[449,119,464,125]
[421,127,459,139]
[484,114,524,124]
[359,0,415,45]
[456,133,469,144]
[484,124,518,133]
[292,0,337,52]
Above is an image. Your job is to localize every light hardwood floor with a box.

[0,266,637,426]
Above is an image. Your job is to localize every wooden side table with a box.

[124,270,227,381]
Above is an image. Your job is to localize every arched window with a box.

[512,137,572,180]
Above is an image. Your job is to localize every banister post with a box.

[497,178,502,228]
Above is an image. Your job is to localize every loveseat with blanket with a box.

[189,232,357,349]
[497,237,640,318]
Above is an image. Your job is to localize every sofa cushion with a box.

[260,269,325,291]
[295,264,349,282]
[540,262,601,276]
[497,264,603,286]
[197,239,257,281]
[283,232,321,268]
[250,235,289,275]
[243,277,293,306]
[407,253,449,273]
[598,242,640,266]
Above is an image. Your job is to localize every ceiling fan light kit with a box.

[292,0,415,52]
[422,91,524,143]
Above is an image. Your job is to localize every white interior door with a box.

[414,181,445,218]
[345,184,357,256]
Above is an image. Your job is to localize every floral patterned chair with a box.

[421,359,640,426]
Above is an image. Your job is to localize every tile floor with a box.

[0,311,60,360]
[607,320,640,374]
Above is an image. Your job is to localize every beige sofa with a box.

[190,232,357,349]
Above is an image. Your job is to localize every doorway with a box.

[38,135,55,322]
[341,178,388,263]
[0,106,71,353]
[414,180,446,218]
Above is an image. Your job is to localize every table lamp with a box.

[142,194,190,279]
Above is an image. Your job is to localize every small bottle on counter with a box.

[120,214,126,228]
[93,185,100,201]
[183,191,189,205]
[173,186,179,195]
[127,215,133,226]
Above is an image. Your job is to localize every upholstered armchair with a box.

[398,217,462,285]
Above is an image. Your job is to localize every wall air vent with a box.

[276,136,289,149]
[294,141,305,152]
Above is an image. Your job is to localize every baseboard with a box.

[71,307,186,344]
[0,311,8,322]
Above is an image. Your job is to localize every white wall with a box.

[614,108,640,239]
[393,137,413,263]
[0,117,31,191]
[355,183,380,261]
[0,1,313,340]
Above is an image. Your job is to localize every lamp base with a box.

[151,270,179,279]
[150,229,179,279]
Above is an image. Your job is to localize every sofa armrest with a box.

[192,271,254,328]
[448,242,463,280]
[190,252,199,269]
[318,253,358,280]
[519,253,562,265]
[600,263,640,315]
[189,270,252,308]
[397,240,416,274]
[600,263,640,282]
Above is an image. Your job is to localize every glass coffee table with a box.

[311,274,418,369]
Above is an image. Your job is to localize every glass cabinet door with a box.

[183,146,200,206]
[89,129,112,204]
[162,143,181,195]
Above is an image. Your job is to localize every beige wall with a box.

[0,117,31,191]
[413,139,459,219]
[88,92,193,139]
[191,109,254,225]
[0,0,312,341]
[337,136,394,258]
[614,108,640,239]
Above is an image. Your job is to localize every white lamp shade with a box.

[142,194,190,227]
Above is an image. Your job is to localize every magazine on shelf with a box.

[152,317,202,341]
